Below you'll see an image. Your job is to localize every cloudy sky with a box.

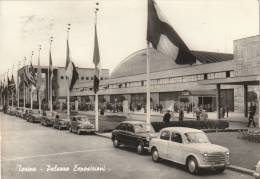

[0,0,259,82]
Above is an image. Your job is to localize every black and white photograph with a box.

[0,0,259,178]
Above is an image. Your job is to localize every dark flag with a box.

[147,0,196,65]
[36,54,42,91]
[65,38,79,90]
[29,62,37,87]
[93,24,101,94]
[23,67,30,87]
[49,50,53,79]
[9,75,16,94]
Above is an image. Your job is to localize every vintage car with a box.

[69,115,95,135]
[22,109,30,120]
[27,109,43,123]
[254,160,260,179]
[7,106,16,115]
[149,127,230,175]
[111,121,157,155]
[53,113,70,130]
[41,111,57,127]
[15,107,25,117]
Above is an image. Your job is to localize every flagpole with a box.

[23,57,26,109]
[146,42,151,131]
[17,61,20,108]
[30,51,34,109]
[49,37,53,112]
[38,45,42,111]
[94,3,99,131]
[11,65,14,107]
[67,24,71,116]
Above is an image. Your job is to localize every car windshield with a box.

[184,132,210,143]
[133,124,155,133]
[77,117,89,122]
[59,114,70,119]
[46,112,53,117]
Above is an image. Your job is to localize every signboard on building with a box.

[182,90,191,96]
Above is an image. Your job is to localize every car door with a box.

[117,123,127,144]
[157,131,170,159]
[168,132,184,163]
[125,124,136,147]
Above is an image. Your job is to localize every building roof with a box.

[110,48,233,79]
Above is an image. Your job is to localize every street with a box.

[1,113,253,179]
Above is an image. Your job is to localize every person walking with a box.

[226,105,230,117]
[163,110,171,125]
[195,107,201,121]
[247,102,256,127]
[200,110,208,121]
[179,107,184,121]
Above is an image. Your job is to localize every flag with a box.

[93,24,101,94]
[23,67,30,87]
[49,50,53,79]
[36,54,42,91]
[65,38,78,90]
[29,62,37,87]
[9,75,16,93]
[147,0,196,65]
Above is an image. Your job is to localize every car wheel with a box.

[187,157,199,175]
[90,131,95,135]
[112,136,120,148]
[58,125,62,130]
[53,124,56,129]
[41,121,43,125]
[152,148,160,163]
[216,167,226,173]
[136,142,144,155]
[77,129,81,135]
[69,126,72,133]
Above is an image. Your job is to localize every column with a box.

[244,85,248,117]
[216,84,221,119]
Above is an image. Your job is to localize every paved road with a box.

[1,113,253,179]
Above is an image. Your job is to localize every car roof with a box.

[161,127,203,133]
[72,115,88,118]
[121,121,147,125]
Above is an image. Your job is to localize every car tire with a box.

[112,136,120,148]
[41,121,43,125]
[77,129,81,135]
[187,157,199,175]
[69,126,72,133]
[58,125,62,130]
[90,131,95,135]
[216,167,226,173]
[151,148,160,163]
[136,142,144,155]
[53,124,56,129]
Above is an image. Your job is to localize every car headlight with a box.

[226,151,229,155]
[146,136,151,142]
[60,122,65,125]
[203,152,208,157]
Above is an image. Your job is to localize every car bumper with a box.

[78,128,95,132]
[199,162,230,169]
[254,172,260,179]
[59,124,68,128]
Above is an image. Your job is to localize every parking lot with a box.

[1,113,253,179]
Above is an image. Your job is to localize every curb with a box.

[227,165,254,176]
[95,132,111,139]
[203,129,248,133]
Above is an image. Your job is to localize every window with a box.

[61,76,64,79]
[126,124,134,133]
[171,133,182,143]
[72,117,77,122]
[86,77,89,80]
[101,77,103,80]
[204,74,207,80]
[120,123,127,131]
[81,77,84,80]
[91,77,94,80]
[160,131,170,140]
[66,76,68,79]
[226,71,230,78]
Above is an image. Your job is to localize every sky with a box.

[0,0,259,82]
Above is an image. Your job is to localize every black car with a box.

[111,121,157,155]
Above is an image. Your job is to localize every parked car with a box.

[41,111,57,127]
[53,113,70,130]
[254,160,260,179]
[7,106,16,115]
[111,121,157,155]
[149,127,230,175]
[23,109,30,120]
[27,109,43,123]
[69,115,95,135]
[15,107,24,117]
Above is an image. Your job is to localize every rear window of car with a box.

[120,123,127,131]
[160,131,170,141]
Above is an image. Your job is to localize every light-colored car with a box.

[27,109,43,123]
[7,106,16,115]
[149,127,230,175]
[41,111,57,127]
[254,160,260,179]
[15,107,24,117]
[53,113,70,130]
[69,115,95,135]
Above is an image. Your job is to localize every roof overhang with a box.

[198,75,260,86]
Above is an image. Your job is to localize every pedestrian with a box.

[179,107,184,121]
[200,110,208,121]
[195,107,200,121]
[226,105,229,117]
[163,110,171,125]
[222,105,226,118]
[247,102,256,127]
